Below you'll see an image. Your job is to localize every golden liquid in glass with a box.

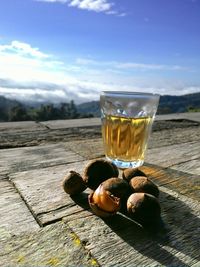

[102,115,153,162]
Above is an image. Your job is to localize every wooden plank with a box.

[9,160,200,227]
[9,161,92,225]
[0,179,39,241]
[63,126,200,161]
[171,158,200,175]
[0,132,200,174]
[0,112,199,132]
[184,112,200,123]
[140,164,200,201]
[149,125,200,149]
[0,143,84,174]
[64,139,104,160]
[146,141,200,168]
[66,186,200,266]
[0,121,46,132]
[42,116,196,129]
[0,221,99,267]
[64,137,200,171]
[1,115,200,149]
[38,202,93,226]
[40,117,101,129]
[155,112,200,122]
[5,159,200,266]
[0,126,102,148]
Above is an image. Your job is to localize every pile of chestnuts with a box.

[62,159,161,228]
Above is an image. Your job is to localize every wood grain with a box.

[1,115,200,149]
[155,112,200,122]
[140,164,200,201]
[9,160,200,227]
[146,141,200,168]
[0,126,102,148]
[0,121,45,132]
[67,185,200,267]
[40,117,101,129]
[65,138,200,176]
[9,161,92,225]
[0,143,84,174]
[171,158,200,175]
[0,222,99,267]
[0,179,39,241]
[0,115,199,267]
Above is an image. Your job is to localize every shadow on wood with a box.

[102,189,200,267]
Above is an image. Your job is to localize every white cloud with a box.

[68,0,113,12]
[0,40,49,59]
[35,0,125,16]
[0,40,200,104]
[36,0,68,3]
[76,57,98,65]
[0,41,67,84]
[76,57,187,71]
[115,62,186,71]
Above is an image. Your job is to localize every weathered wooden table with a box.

[0,113,200,267]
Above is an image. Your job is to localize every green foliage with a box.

[1,92,200,121]
[187,106,200,112]
[0,107,8,121]
[8,104,30,121]
[60,100,79,119]
[0,99,93,122]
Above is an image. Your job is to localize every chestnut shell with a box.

[129,176,159,198]
[62,171,86,195]
[88,187,120,218]
[83,159,119,190]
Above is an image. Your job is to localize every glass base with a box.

[106,157,144,169]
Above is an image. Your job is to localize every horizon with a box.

[0,0,200,104]
[1,91,200,107]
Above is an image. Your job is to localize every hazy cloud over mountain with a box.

[0,40,200,104]
[1,0,200,104]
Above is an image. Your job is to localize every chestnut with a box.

[127,193,161,226]
[101,177,132,210]
[122,168,146,182]
[89,183,120,217]
[62,171,86,195]
[129,176,159,198]
[83,159,119,190]
[101,178,130,198]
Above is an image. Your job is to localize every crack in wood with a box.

[36,203,77,216]
[36,121,50,130]
[66,222,100,267]
[168,156,200,168]
[8,178,43,227]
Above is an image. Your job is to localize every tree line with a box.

[0,100,94,122]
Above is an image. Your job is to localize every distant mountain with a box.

[0,95,20,110]
[157,92,200,114]
[77,92,200,116]
[77,101,100,117]
[0,92,200,122]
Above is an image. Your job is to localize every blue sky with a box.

[0,0,200,103]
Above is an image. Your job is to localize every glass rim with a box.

[101,91,160,98]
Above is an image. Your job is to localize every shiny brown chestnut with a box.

[129,176,159,198]
[102,178,130,198]
[122,168,147,182]
[89,183,120,217]
[101,177,132,210]
[127,192,161,226]
[62,171,86,195]
[83,159,119,190]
